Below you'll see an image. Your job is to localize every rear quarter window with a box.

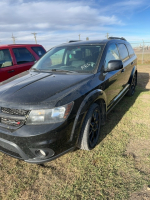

[117,43,129,60]
[31,47,46,58]
[126,43,135,57]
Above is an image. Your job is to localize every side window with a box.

[0,49,12,68]
[50,49,65,65]
[117,44,129,60]
[126,43,135,57]
[13,48,35,64]
[31,47,46,58]
[104,43,120,70]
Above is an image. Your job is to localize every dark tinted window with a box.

[104,43,120,70]
[117,44,129,60]
[0,49,12,68]
[126,43,135,56]
[31,47,46,57]
[13,48,35,64]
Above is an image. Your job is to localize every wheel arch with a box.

[94,98,106,125]
[128,66,137,85]
[69,89,107,145]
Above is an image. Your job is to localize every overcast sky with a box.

[0,0,150,50]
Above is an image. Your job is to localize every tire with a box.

[126,73,137,97]
[79,103,101,150]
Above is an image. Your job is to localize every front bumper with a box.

[0,137,75,164]
[0,119,76,164]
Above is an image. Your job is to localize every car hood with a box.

[0,70,92,109]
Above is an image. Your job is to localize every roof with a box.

[0,44,42,48]
[59,40,108,47]
[56,37,128,47]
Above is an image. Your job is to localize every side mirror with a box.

[104,60,123,72]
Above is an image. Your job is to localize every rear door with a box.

[117,43,131,89]
[11,47,35,75]
[0,48,17,82]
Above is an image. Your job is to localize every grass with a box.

[136,53,150,65]
[0,64,150,200]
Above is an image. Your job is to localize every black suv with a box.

[0,37,137,164]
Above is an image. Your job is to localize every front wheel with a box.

[79,103,101,150]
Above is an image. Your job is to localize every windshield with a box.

[32,45,104,73]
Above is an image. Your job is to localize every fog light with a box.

[30,148,55,159]
[35,149,47,157]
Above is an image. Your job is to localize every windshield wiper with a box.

[31,68,50,73]
[31,68,77,73]
[31,68,40,72]
[51,69,77,73]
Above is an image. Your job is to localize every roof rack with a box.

[108,37,126,41]
[68,40,81,43]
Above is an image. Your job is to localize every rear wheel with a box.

[79,103,101,150]
[126,73,137,96]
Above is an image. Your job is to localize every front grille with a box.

[1,107,28,116]
[1,118,24,127]
[0,107,29,129]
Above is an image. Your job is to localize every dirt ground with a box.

[127,64,150,200]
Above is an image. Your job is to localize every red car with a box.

[0,44,46,82]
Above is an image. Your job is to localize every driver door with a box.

[103,43,123,107]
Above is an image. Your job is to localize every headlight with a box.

[26,102,74,125]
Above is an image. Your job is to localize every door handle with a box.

[8,70,15,73]
[121,69,125,73]
[131,61,134,65]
